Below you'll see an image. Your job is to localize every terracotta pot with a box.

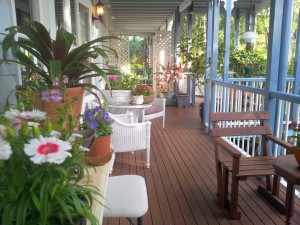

[143,95,154,104]
[292,147,300,166]
[26,87,84,124]
[86,135,112,166]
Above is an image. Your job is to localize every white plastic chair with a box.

[109,113,151,173]
[143,98,166,129]
[103,175,148,225]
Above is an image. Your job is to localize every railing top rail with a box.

[213,79,265,95]
[270,91,300,104]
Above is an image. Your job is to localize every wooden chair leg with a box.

[272,174,280,196]
[221,168,229,207]
[230,175,241,220]
[266,175,272,191]
[216,160,223,202]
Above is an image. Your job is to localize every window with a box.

[79,4,89,44]
[15,0,31,25]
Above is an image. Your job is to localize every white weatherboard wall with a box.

[0,0,19,111]
[0,0,109,111]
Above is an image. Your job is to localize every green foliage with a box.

[0,18,119,91]
[117,74,141,90]
[0,107,100,225]
[229,49,266,76]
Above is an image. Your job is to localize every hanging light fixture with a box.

[242,0,258,43]
[92,0,104,22]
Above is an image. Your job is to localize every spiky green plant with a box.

[1,18,120,92]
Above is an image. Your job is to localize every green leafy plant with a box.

[106,74,140,90]
[0,107,100,225]
[0,18,120,94]
[230,49,266,76]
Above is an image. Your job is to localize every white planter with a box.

[132,95,144,105]
[101,90,132,105]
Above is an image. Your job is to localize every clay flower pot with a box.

[86,135,112,166]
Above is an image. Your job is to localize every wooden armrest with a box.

[265,134,293,151]
[214,137,241,158]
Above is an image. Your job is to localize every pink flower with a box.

[4,109,46,121]
[108,75,118,81]
[24,136,72,164]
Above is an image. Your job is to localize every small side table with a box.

[273,155,300,225]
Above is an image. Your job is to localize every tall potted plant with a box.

[155,63,183,106]
[1,18,119,122]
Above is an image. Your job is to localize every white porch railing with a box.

[213,77,297,158]
[212,76,300,194]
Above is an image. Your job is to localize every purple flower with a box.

[53,77,59,86]
[88,121,98,129]
[50,89,63,102]
[94,106,100,113]
[102,113,110,121]
[42,91,51,102]
[63,75,69,84]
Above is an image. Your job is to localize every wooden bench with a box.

[210,111,292,220]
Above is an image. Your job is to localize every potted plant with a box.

[230,49,266,77]
[1,18,119,121]
[176,91,189,108]
[80,106,114,166]
[134,84,154,104]
[155,63,183,106]
[0,105,100,225]
[102,74,141,105]
[288,121,300,165]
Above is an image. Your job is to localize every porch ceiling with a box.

[105,0,269,33]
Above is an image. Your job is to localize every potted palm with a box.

[1,18,119,122]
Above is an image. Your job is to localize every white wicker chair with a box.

[82,95,152,173]
[143,98,166,129]
[109,113,151,173]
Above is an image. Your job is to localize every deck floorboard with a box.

[103,98,300,225]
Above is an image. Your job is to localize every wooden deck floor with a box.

[103,98,300,225]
